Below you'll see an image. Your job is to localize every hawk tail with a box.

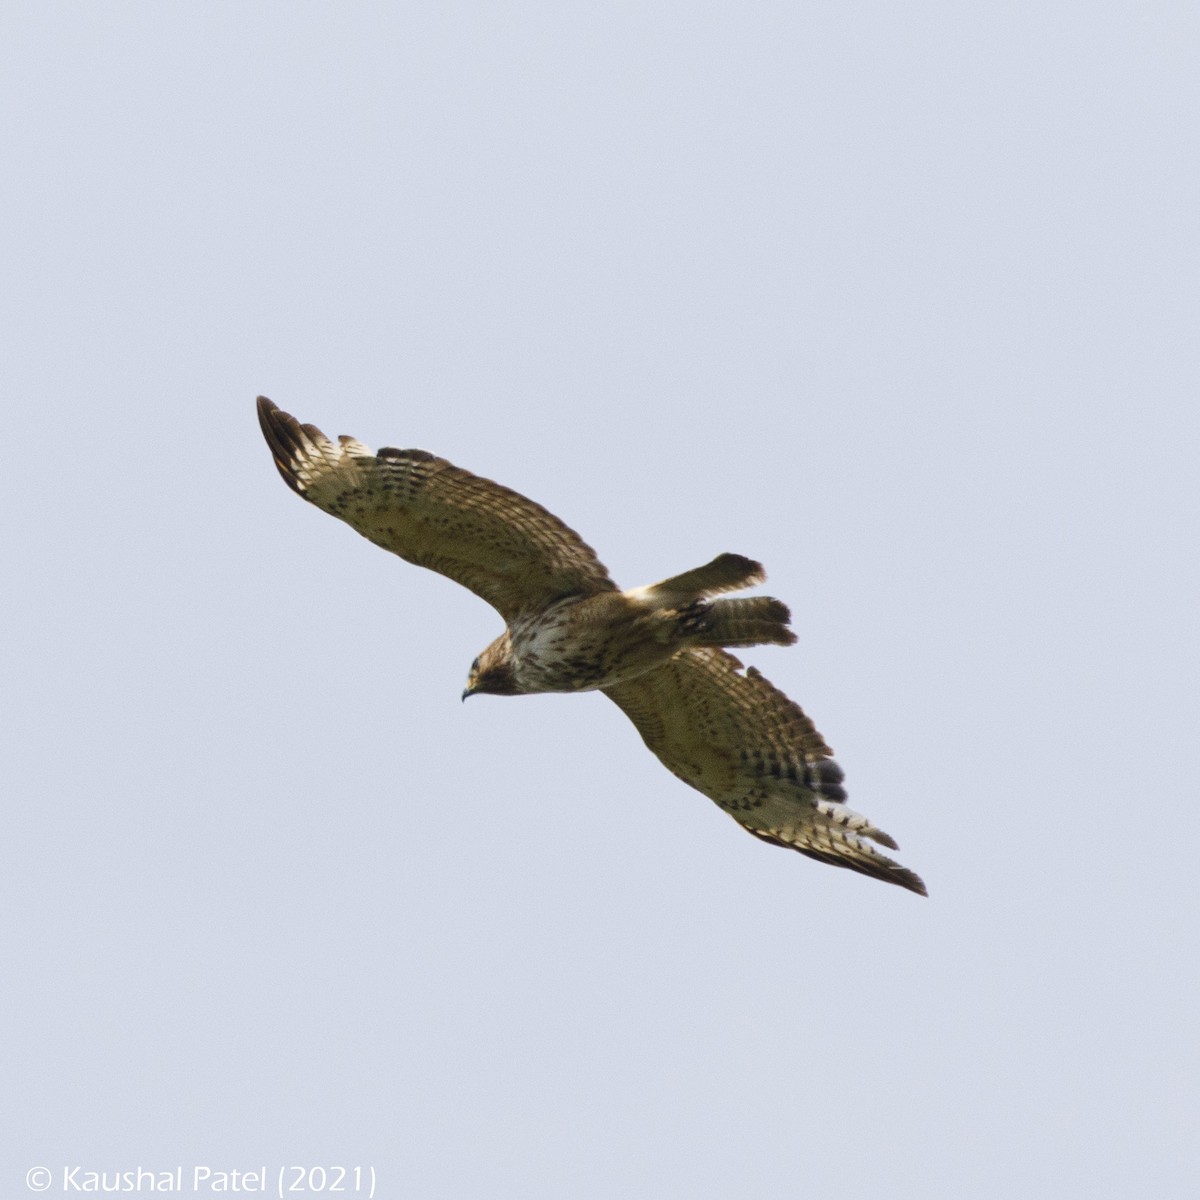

[634,553,765,604]
[684,596,796,648]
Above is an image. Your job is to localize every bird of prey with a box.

[257,397,926,895]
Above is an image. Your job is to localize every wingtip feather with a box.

[794,838,928,896]
[256,396,326,496]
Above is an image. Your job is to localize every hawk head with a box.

[462,635,519,700]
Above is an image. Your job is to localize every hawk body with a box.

[258,398,926,896]
[476,574,796,696]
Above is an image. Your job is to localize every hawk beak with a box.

[461,686,473,702]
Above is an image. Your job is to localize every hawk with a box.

[258,397,926,895]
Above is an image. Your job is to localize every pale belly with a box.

[508,594,678,694]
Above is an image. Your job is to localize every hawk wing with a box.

[603,648,927,895]
[258,398,617,620]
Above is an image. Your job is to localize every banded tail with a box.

[683,595,796,648]
[634,552,765,604]
[627,552,796,651]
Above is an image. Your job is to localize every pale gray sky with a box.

[3,4,1197,1197]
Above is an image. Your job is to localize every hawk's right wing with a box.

[258,398,617,621]
[603,648,927,895]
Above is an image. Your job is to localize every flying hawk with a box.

[258,397,926,895]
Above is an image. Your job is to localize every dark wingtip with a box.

[256,396,308,495]
[255,396,281,437]
[875,852,928,896]
[867,861,929,897]
[861,856,928,897]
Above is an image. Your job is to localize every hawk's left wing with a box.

[258,398,617,621]
[603,648,926,895]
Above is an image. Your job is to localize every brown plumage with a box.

[257,397,926,895]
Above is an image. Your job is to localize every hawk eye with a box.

[471,656,480,673]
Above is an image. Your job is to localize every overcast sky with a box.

[3,4,1197,1198]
